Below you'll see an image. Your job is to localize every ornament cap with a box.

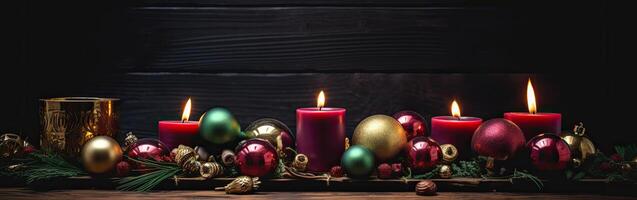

[573,122,586,136]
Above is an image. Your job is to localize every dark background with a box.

[4,1,627,152]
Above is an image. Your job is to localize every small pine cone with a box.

[377,163,392,179]
[116,161,131,177]
[415,180,437,196]
[391,163,402,176]
[330,166,344,177]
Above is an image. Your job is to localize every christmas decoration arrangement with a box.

[1,80,636,195]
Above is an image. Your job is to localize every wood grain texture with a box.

[121,6,514,72]
[12,73,622,152]
[0,188,635,200]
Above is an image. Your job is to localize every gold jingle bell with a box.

[0,133,24,160]
[560,122,596,167]
[292,154,309,172]
[216,176,261,194]
[440,144,459,164]
[439,165,452,179]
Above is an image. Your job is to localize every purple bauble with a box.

[393,111,427,140]
[405,137,442,173]
[235,138,279,177]
[528,134,571,171]
[472,118,526,160]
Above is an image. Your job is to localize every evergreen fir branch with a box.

[513,169,543,191]
[615,144,637,160]
[116,157,182,192]
[1,151,86,183]
[412,165,441,179]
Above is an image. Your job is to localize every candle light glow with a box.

[317,91,325,110]
[527,79,537,114]
[181,98,192,122]
[451,100,461,118]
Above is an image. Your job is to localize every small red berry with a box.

[599,162,612,172]
[116,161,131,177]
[330,166,343,177]
[610,154,623,162]
[391,163,403,176]
[377,163,393,179]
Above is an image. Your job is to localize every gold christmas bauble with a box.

[440,144,459,164]
[352,115,407,161]
[81,136,123,174]
[560,123,596,164]
[439,165,452,179]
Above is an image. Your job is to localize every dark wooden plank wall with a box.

[5,0,624,152]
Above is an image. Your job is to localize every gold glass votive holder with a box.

[40,97,119,160]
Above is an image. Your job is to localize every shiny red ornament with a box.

[527,134,572,171]
[127,138,170,170]
[471,118,526,160]
[330,165,344,177]
[405,137,442,173]
[116,161,131,177]
[235,139,279,177]
[377,163,393,179]
[391,163,403,176]
[393,111,427,140]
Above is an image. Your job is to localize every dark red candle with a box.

[296,91,346,172]
[430,100,482,156]
[158,98,199,149]
[504,79,561,140]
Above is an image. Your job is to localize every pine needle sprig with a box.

[116,157,181,192]
[2,151,86,183]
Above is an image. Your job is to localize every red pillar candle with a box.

[158,98,199,149]
[296,91,346,172]
[431,100,482,156]
[504,79,561,140]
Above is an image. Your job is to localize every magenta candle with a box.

[296,91,346,172]
[158,98,199,149]
[504,79,561,140]
[430,100,482,156]
[158,121,199,149]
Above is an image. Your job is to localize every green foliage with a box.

[1,151,85,183]
[116,157,181,192]
[452,160,483,178]
[615,144,637,161]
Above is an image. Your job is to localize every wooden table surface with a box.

[1,188,635,200]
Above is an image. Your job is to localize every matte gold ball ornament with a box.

[439,165,452,179]
[81,136,123,174]
[352,115,408,161]
[560,122,596,167]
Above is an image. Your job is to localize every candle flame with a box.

[527,79,537,114]
[317,91,325,110]
[181,98,192,122]
[451,100,461,118]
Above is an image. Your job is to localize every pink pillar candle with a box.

[431,116,482,155]
[158,121,199,150]
[504,112,561,140]
[296,107,346,173]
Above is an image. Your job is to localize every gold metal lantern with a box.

[40,97,119,160]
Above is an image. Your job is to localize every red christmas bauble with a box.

[235,139,279,177]
[405,137,442,173]
[471,118,526,160]
[116,161,131,177]
[127,138,170,170]
[527,134,571,171]
[393,111,427,140]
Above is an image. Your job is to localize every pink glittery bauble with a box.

[471,118,526,160]
[527,134,571,171]
[235,139,279,177]
[393,111,427,140]
[405,137,442,173]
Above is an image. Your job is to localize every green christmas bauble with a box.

[199,108,241,144]
[341,145,375,179]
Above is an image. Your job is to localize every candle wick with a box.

[319,106,323,111]
[181,119,186,123]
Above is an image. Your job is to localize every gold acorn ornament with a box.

[215,176,261,194]
[560,122,596,168]
[200,162,224,179]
